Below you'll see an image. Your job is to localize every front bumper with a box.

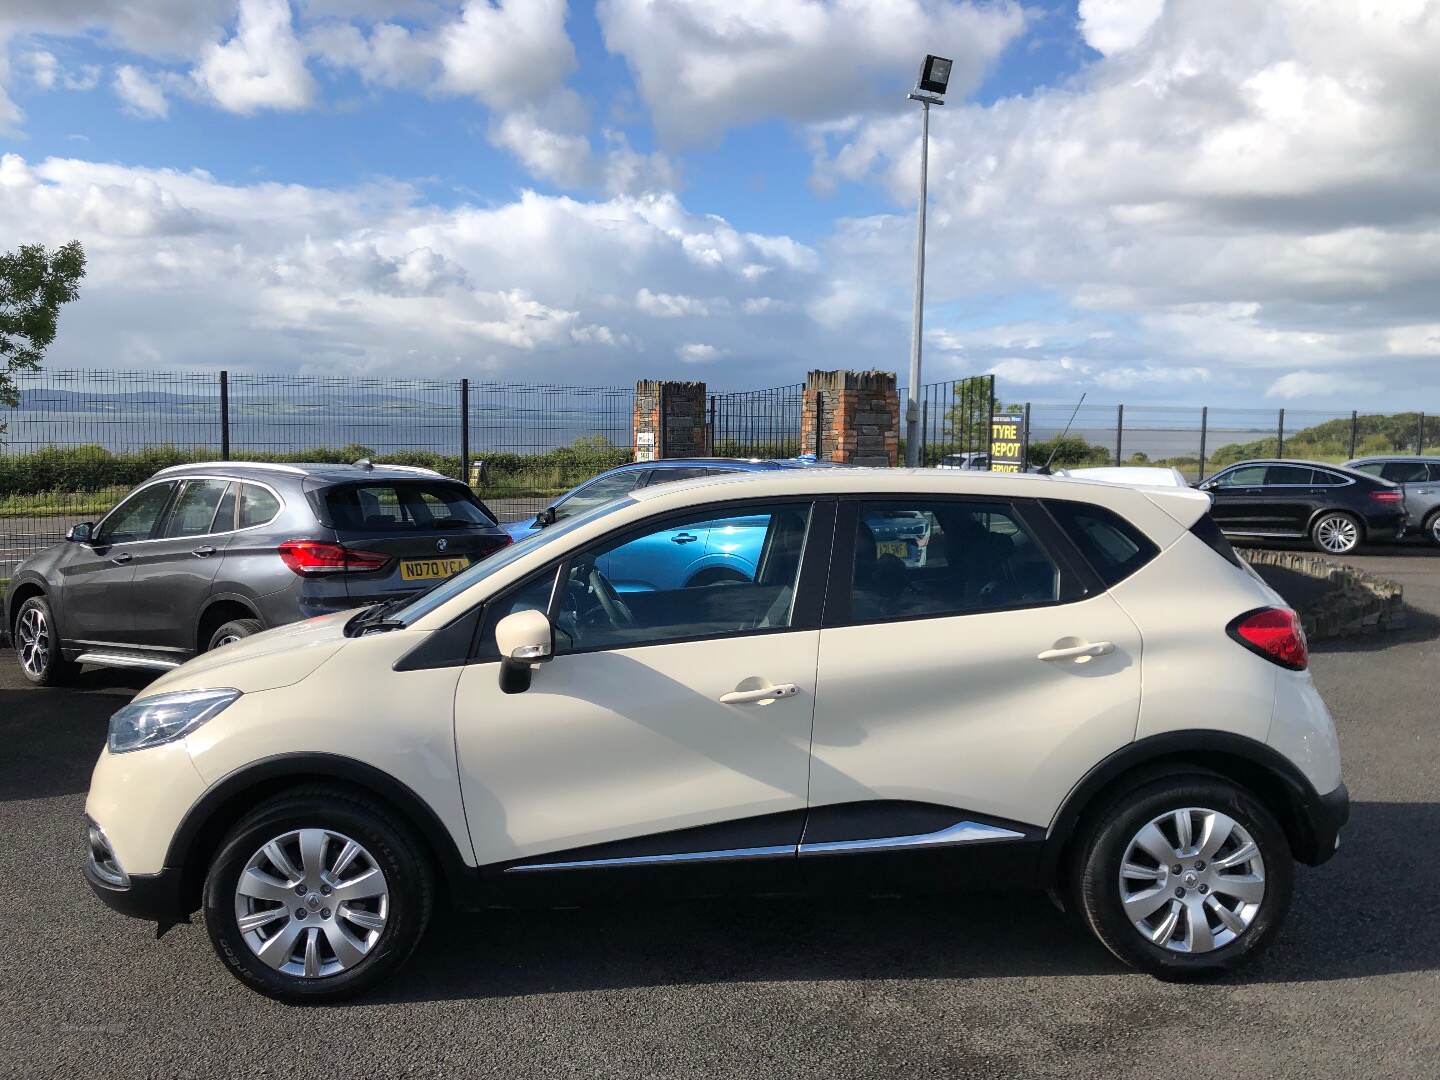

[84,859,190,921]
[1299,782,1350,866]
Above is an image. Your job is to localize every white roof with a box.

[1055,466,1192,489]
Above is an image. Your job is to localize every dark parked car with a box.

[1197,459,1405,554]
[1345,456,1440,545]
[3,461,510,685]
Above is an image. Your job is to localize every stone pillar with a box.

[633,380,709,461]
[800,370,899,466]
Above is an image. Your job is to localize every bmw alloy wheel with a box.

[1313,513,1359,554]
[1118,807,1266,954]
[17,606,51,678]
[233,828,390,978]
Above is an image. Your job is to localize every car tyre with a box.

[1310,510,1362,555]
[207,618,264,652]
[1424,510,1440,547]
[13,595,79,686]
[203,785,434,1003]
[1072,775,1292,979]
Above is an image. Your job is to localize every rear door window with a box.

[1264,465,1317,486]
[1380,461,1429,483]
[323,482,491,532]
[164,479,231,538]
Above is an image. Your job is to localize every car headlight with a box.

[107,688,241,754]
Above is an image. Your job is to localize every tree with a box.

[1,241,87,437]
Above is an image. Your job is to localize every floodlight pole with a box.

[905,88,943,467]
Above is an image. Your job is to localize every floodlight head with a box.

[917,54,952,96]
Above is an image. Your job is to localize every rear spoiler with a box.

[1142,487,1213,530]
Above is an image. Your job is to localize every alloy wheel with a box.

[1314,514,1359,554]
[213,634,242,649]
[233,828,390,978]
[1118,807,1266,954]
[17,607,50,678]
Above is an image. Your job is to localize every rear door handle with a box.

[720,683,799,705]
[192,546,217,557]
[110,552,133,565]
[1038,641,1114,662]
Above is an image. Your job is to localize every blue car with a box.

[505,458,824,590]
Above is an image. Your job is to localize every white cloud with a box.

[193,0,315,114]
[113,65,169,118]
[0,153,839,386]
[677,342,725,363]
[597,0,1027,143]
[24,49,58,89]
[1265,372,1382,400]
[489,108,594,189]
[436,0,574,112]
[1077,0,1164,55]
[637,288,714,318]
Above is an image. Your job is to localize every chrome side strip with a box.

[74,651,181,671]
[505,844,796,873]
[505,820,1028,873]
[798,820,1026,855]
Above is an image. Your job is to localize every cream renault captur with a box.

[85,469,1348,1000]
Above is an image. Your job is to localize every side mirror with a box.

[495,609,553,694]
[66,522,95,543]
[535,507,557,527]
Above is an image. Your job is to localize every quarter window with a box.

[238,485,281,529]
[165,479,230,538]
[844,501,1060,623]
[97,482,176,544]
[1310,469,1349,487]
[545,502,813,653]
[1043,500,1158,587]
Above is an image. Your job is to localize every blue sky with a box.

[1,1,1436,407]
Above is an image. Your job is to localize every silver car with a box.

[1345,456,1440,544]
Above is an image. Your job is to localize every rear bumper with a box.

[1299,782,1350,866]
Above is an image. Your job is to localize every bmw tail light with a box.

[278,540,390,576]
[476,534,513,558]
[1227,607,1308,670]
[1368,489,1404,503]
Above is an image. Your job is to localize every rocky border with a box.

[1241,548,1406,640]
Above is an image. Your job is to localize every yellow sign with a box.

[989,415,1026,473]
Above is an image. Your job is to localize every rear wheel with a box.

[1073,775,1292,978]
[207,618,263,652]
[1310,511,1361,555]
[686,567,749,588]
[13,595,79,687]
[203,786,433,1002]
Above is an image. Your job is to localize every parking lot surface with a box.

[2,548,1437,1079]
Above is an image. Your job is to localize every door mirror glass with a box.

[66,522,94,543]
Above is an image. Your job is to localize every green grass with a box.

[0,487,127,519]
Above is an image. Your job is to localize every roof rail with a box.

[151,461,309,477]
[372,464,446,478]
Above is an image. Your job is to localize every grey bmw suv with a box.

[1345,456,1440,545]
[4,461,511,685]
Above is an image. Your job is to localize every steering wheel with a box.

[588,568,637,630]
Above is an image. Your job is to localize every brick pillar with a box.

[800,370,899,466]
[633,380,710,461]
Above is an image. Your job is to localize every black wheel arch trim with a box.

[165,751,477,911]
[4,573,51,639]
[1043,729,1344,877]
[193,592,266,647]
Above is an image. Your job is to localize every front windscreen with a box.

[391,496,636,625]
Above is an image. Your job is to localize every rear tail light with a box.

[477,534,513,557]
[1227,607,1308,670]
[1369,489,1404,503]
[278,540,390,576]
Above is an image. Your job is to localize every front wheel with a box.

[13,595,79,686]
[1311,511,1361,555]
[1072,776,1293,978]
[203,786,433,1002]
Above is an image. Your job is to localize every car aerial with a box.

[1196,459,1406,555]
[4,461,511,684]
[1345,456,1440,545]
[503,457,864,587]
[83,467,1346,1001]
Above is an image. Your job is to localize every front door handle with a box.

[720,683,799,705]
[191,545,217,557]
[110,552,133,565]
[1038,640,1115,662]
[671,533,700,545]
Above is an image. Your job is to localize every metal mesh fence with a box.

[710,385,804,459]
[910,376,996,466]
